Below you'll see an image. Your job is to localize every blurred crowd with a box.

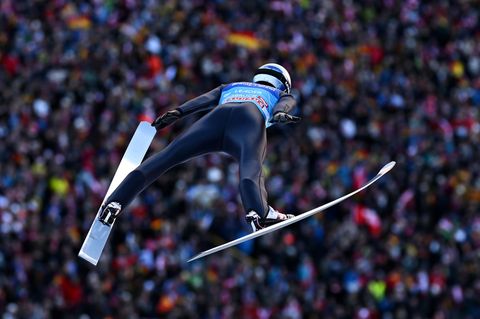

[1,0,480,318]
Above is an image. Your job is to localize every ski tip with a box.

[187,254,202,263]
[378,161,396,176]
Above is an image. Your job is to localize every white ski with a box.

[188,161,396,262]
[78,121,157,266]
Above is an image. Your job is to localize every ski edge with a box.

[188,161,396,262]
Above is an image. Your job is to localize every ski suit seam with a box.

[259,141,268,217]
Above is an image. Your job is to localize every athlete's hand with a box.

[152,109,182,130]
[270,112,301,124]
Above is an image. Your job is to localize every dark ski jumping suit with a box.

[106,82,297,217]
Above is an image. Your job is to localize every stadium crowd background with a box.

[1,0,480,318]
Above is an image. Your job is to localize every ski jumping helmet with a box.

[253,63,292,94]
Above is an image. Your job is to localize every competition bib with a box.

[219,82,282,127]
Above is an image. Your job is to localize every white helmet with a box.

[253,63,292,93]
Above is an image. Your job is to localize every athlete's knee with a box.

[240,159,263,178]
[124,169,147,189]
[239,176,259,190]
[136,150,175,178]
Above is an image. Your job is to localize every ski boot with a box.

[98,202,122,226]
[245,206,295,232]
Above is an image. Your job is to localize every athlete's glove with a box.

[270,112,301,124]
[152,109,182,130]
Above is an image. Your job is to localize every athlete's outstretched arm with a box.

[177,85,224,115]
[270,93,301,124]
[152,85,224,129]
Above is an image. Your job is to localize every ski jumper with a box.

[105,82,297,217]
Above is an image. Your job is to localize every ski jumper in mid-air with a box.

[99,63,301,232]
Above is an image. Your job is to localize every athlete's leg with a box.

[224,103,294,231]
[101,109,225,223]
[237,135,269,217]
[223,104,269,216]
[235,127,293,231]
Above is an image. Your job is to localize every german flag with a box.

[227,31,265,50]
[67,16,92,30]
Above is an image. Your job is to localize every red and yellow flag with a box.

[227,31,264,50]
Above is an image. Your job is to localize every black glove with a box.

[270,112,301,124]
[151,109,182,130]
